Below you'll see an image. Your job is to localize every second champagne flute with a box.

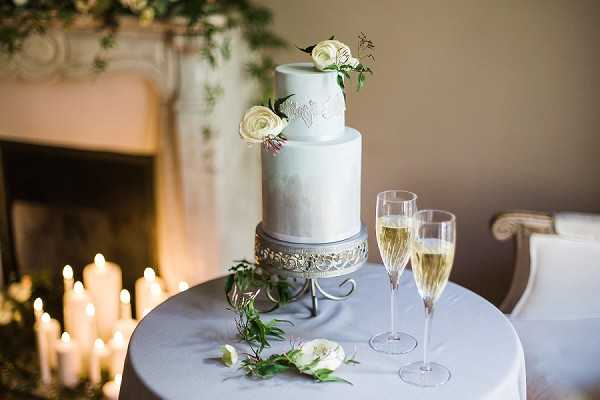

[369,190,418,354]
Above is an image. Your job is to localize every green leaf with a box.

[357,71,365,92]
[337,74,345,90]
[296,44,316,54]
[224,275,234,294]
[329,35,335,40]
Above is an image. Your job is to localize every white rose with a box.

[295,339,345,373]
[8,275,32,303]
[311,40,352,71]
[239,106,287,144]
[220,344,238,367]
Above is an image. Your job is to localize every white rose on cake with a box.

[311,40,353,71]
[239,106,287,144]
[295,339,345,374]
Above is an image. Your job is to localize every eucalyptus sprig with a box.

[225,259,293,307]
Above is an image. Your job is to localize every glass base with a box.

[399,361,451,387]
[368,331,417,355]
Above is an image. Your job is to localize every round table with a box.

[121,264,526,400]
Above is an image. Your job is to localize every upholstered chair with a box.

[491,211,600,399]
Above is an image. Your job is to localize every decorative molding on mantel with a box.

[0,22,261,289]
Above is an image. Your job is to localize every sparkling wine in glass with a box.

[369,190,418,354]
[400,209,456,387]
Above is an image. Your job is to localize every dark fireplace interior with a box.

[0,141,156,310]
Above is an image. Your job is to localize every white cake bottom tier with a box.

[261,127,362,244]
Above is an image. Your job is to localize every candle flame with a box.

[178,281,190,292]
[143,267,156,282]
[41,312,50,323]
[113,331,124,345]
[86,303,95,317]
[62,265,73,280]
[61,332,71,343]
[94,253,106,269]
[34,298,43,312]
[120,289,131,304]
[73,281,84,294]
[94,338,105,350]
[115,373,122,386]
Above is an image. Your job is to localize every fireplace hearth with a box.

[0,140,156,298]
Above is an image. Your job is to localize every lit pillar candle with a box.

[116,289,138,343]
[45,316,61,369]
[135,267,164,319]
[83,253,122,341]
[63,265,74,292]
[102,373,122,400]
[64,282,95,369]
[36,313,52,385]
[89,338,109,385]
[56,332,81,388]
[109,331,127,377]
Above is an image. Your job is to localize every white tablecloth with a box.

[121,264,526,399]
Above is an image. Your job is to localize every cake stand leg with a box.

[310,279,318,317]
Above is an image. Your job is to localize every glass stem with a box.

[390,283,399,339]
[422,299,434,371]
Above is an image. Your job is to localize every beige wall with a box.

[258,0,600,304]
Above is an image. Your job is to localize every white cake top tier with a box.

[275,63,345,141]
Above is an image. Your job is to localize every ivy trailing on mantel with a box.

[0,0,286,123]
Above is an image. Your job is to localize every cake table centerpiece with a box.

[236,35,374,316]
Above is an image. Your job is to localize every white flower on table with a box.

[295,339,345,374]
[220,344,239,367]
[239,106,287,144]
[311,40,354,71]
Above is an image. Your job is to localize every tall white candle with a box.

[135,267,164,319]
[83,253,122,341]
[102,373,122,400]
[89,338,109,385]
[109,331,127,377]
[45,317,61,369]
[119,289,132,320]
[36,313,51,385]
[64,282,95,369]
[63,265,74,292]
[56,332,81,388]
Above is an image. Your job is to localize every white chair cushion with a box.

[555,212,600,241]
[512,233,600,320]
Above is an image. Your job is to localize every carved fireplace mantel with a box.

[0,19,261,289]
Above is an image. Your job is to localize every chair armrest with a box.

[491,211,555,313]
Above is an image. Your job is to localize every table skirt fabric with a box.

[121,264,526,400]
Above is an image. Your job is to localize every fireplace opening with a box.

[0,140,156,313]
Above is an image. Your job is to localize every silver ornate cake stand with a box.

[255,223,368,316]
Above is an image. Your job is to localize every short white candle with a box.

[56,332,81,388]
[83,253,122,341]
[119,289,132,320]
[102,373,122,400]
[33,297,43,323]
[89,338,109,385]
[109,331,127,377]
[36,313,51,385]
[135,267,164,319]
[64,282,95,369]
[63,265,74,292]
[178,281,190,292]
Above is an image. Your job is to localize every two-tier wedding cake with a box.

[261,62,362,244]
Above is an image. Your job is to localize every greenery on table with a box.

[0,274,106,399]
[225,261,359,384]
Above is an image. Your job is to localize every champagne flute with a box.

[400,209,456,387]
[369,190,418,354]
